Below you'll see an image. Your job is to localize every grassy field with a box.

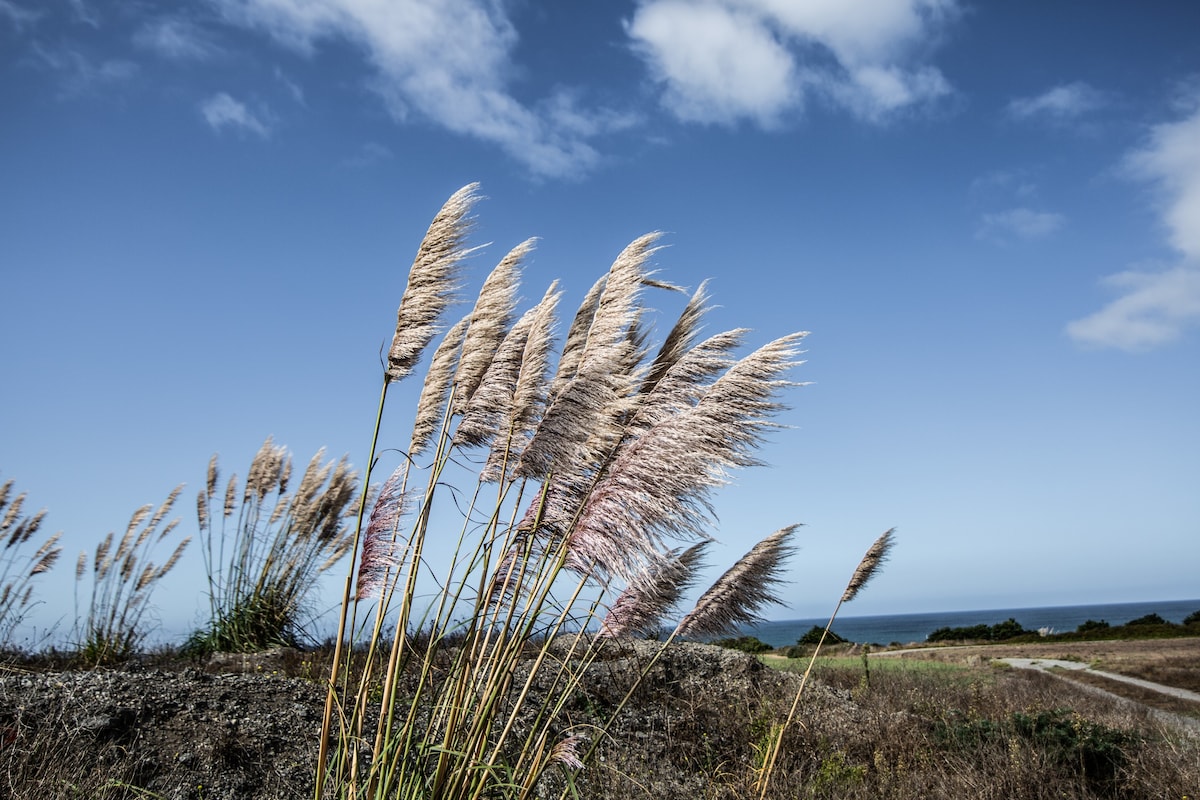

[750,638,1200,798]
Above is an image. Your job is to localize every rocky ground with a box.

[0,641,833,800]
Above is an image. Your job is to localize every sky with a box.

[2,0,1198,645]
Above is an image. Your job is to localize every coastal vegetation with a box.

[925,612,1200,644]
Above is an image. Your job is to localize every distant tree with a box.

[797,625,847,645]
[927,619,1029,643]
[989,618,1029,640]
[1076,619,1110,633]
[1184,610,1200,626]
[712,635,773,654]
[1125,613,1169,627]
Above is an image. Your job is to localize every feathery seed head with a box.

[599,542,707,638]
[387,183,483,383]
[205,454,218,499]
[411,315,469,455]
[1,490,24,535]
[224,475,238,516]
[356,465,409,600]
[675,525,798,639]
[452,238,533,415]
[196,490,209,533]
[841,528,895,603]
[550,734,586,771]
[156,537,190,580]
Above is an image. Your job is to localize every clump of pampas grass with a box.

[0,478,63,647]
[188,439,360,653]
[314,184,893,800]
[73,486,190,664]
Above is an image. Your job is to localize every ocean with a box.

[741,598,1200,647]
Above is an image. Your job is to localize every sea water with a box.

[742,598,1200,647]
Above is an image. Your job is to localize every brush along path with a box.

[0,641,851,800]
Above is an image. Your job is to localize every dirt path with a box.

[998,657,1200,733]
[997,657,1200,703]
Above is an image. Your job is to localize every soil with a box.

[4,637,1196,800]
[0,641,836,800]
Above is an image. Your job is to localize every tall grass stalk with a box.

[74,486,189,663]
[189,439,360,653]
[754,527,895,798]
[0,478,62,647]
[317,184,812,800]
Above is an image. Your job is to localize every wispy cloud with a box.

[626,0,957,126]
[1067,96,1200,350]
[1066,266,1200,351]
[67,0,99,28]
[969,169,1038,201]
[32,43,138,97]
[1008,81,1105,121]
[977,207,1065,242]
[274,67,305,105]
[200,92,272,138]
[212,0,628,179]
[133,17,220,61]
[0,0,39,30]
[342,141,393,168]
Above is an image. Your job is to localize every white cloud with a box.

[200,92,272,138]
[627,1,797,125]
[1008,81,1105,121]
[134,18,220,61]
[1066,267,1200,351]
[212,0,627,179]
[1067,97,1200,350]
[1124,101,1200,260]
[977,207,1065,242]
[626,0,955,126]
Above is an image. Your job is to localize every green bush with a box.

[1076,619,1110,633]
[1184,609,1200,626]
[926,618,1029,642]
[797,625,847,645]
[713,635,774,654]
[1012,710,1137,794]
[937,709,1139,797]
[1124,612,1169,627]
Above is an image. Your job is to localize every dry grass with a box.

[879,637,1200,693]
[755,654,1200,800]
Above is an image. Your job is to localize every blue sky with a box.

[2,0,1198,643]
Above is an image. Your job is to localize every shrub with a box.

[1076,618,1110,633]
[1184,609,1200,626]
[1124,612,1169,627]
[797,625,847,645]
[713,635,774,653]
[74,486,189,663]
[0,478,62,646]
[927,618,1029,642]
[187,440,360,654]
